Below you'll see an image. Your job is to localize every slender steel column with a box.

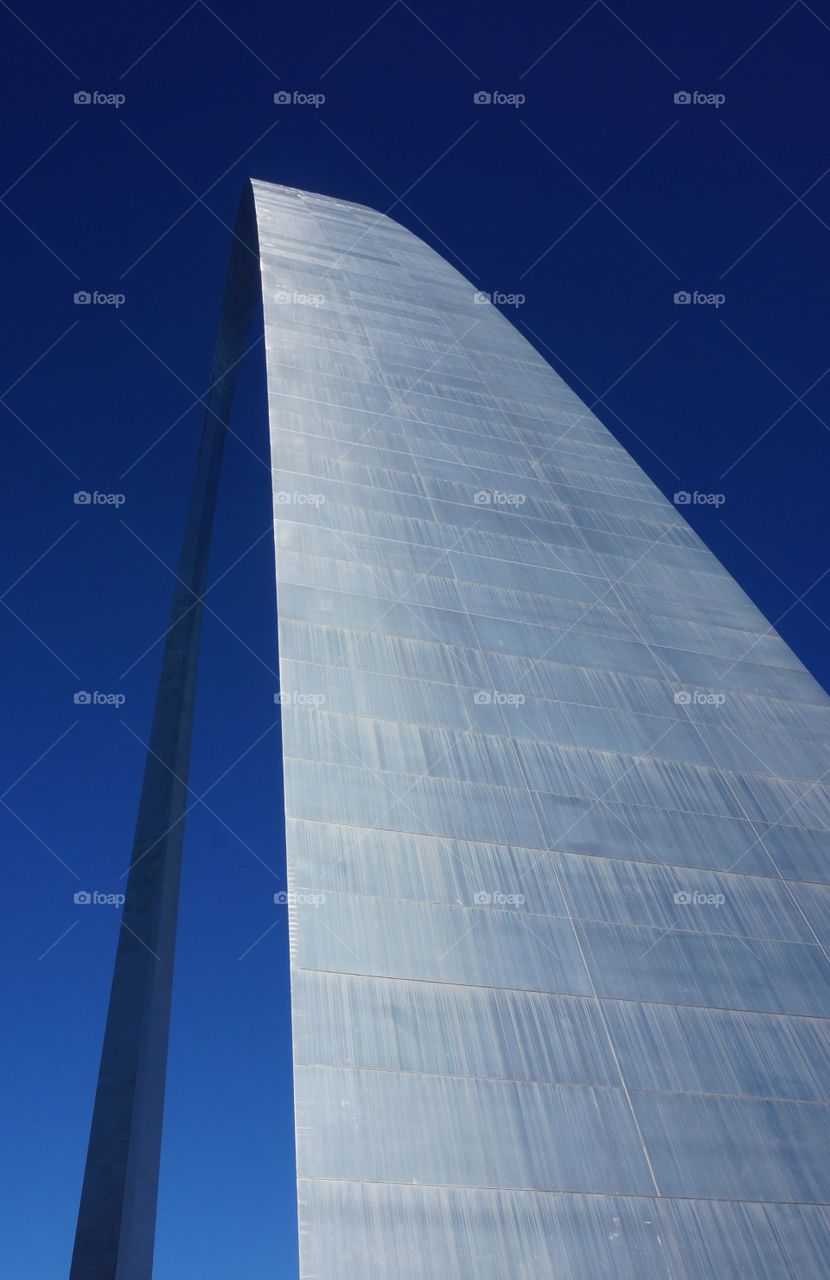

[69,186,260,1279]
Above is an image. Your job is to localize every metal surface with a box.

[254,179,830,1277]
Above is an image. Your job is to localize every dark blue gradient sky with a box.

[2,1,830,1275]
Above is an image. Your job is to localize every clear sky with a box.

[2,1,830,1275]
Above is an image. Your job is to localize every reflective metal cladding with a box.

[255,179,830,1277]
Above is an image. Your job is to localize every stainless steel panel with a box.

[279,659,504,733]
[557,851,812,941]
[293,889,587,993]
[661,1198,830,1279]
[292,970,618,1086]
[277,617,493,689]
[299,1180,677,1280]
[296,1065,655,1193]
[633,1090,830,1202]
[533,789,771,874]
[604,999,830,1102]
[287,819,566,917]
[280,707,528,788]
[283,758,545,847]
[759,823,830,884]
[577,918,830,1016]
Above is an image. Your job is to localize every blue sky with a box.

[2,0,830,1275]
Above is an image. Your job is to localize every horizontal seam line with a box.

[277,681,828,789]
[283,775,830,845]
[279,650,830,744]
[287,879,817,947]
[285,812,830,888]
[290,964,830,1022]
[282,744,830,832]
[292,1059,830,1108]
[276,604,830,720]
[294,1173,830,1209]
[275,553,784,654]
